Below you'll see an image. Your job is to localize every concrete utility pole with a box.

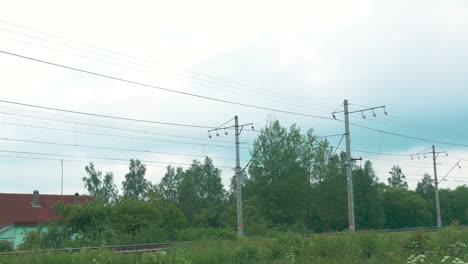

[344,100,356,232]
[411,146,447,227]
[208,116,253,237]
[332,100,387,232]
[234,116,243,237]
[61,159,64,196]
[432,145,442,228]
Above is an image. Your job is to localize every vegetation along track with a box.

[304,225,468,237]
[3,225,468,255]
[0,242,179,255]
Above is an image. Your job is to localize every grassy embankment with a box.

[3,227,468,264]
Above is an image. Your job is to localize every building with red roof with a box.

[0,190,92,247]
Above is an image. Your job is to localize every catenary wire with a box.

[0,34,334,114]
[0,20,337,110]
[0,152,231,169]
[0,50,337,122]
[4,50,468,149]
[2,116,254,146]
[0,104,256,141]
[0,149,235,168]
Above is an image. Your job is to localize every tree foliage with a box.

[248,120,313,225]
[122,159,149,200]
[82,163,118,203]
[388,165,408,189]
[159,166,182,203]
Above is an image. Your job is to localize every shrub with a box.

[269,232,303,259]
[17,230,42,251]
[229,244,260,264]
[357,232,380,259]
[406,231,431,254]
[0,240,13,252]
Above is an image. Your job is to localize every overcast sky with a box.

[0,0,467,195]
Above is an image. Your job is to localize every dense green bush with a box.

[229,244,260,264]
[0,240,13,252]
[270,232,303,259]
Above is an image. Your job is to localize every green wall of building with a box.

[0,225,45,248]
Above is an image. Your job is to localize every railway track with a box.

[0,242,179,255]
[304,225,468,237]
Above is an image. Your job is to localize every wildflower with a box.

[452,258,467,264]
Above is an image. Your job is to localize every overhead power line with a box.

[335,147,409,157]
[0,50,336,121]
[0,154,182,168]
[0,34,331,114]
[0,149,233,169]
[2,53,468,149]
[0,20,337,110]
[349,122,468,148]
[385,114,468,139]
[349,114,468,142]
[0,137,249,159]
[0,104,256,140]
[3,120,253,149]
[0,98,213,129]
[2,112,244,144]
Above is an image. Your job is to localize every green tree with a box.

[159,166,183,203]
[307,149,347,232]
[416,173,436,221]
[248,120,313,225]
[439,188,454,225]
[229,170,247,202]
[387,165,408,189]
[177,158,225,223]
[353,161,385,230]
[122,159,149,200]
[82,163,118,203]
[449,186,468,224]
[190,157,225,207]
[416,173,434,200]
[310,138,334,183]
[57,199,187,243]
[383,188,431,228]
[177,169,198,220]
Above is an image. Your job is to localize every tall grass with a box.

[4,228,468,264]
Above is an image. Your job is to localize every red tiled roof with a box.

[0,193,92,226]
